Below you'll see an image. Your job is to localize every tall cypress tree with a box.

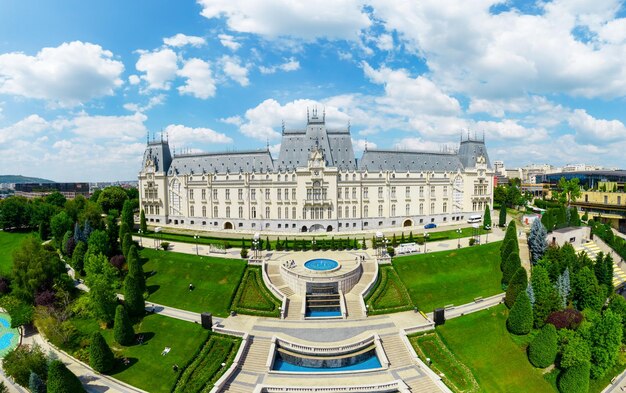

[531,265,560,328]
[124,273,145,317]
[507,291,533,335]
[121,200,134,231]
[47,360,85,393]
[139,209,147,234]
[505,266,528,308]
[89,332,114,373]
[114,305,135,346]
[483,204,492,229]
[127,245,145,293]
[499,205,507,227]
[502,252,522,286]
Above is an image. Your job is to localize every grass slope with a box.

[231,266,281,317]
[366,265,413,314]
[0,231,31,275]
[393,242,502,311]
[141,249,246,317]
[437,305,554,393]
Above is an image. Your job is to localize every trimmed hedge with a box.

[507,291,532,335]
[528,323,557,368]
[366,266,413,314]
[558,362,590,393]
[230,266,281,317]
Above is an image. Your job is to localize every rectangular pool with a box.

[272,353,382,372]
[305,308,342,317]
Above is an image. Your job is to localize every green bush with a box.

[558,362,590,393]
[3,344,48,387]
[161,241,170,250]
[505,267,527,308]
[528,323,557,368]
[89,331,115,373]
[502,252,521,286]
[47,360,85,393]
[113,305,135,346]
[500,238,518,271]
[507,291,532,335]
[240,248,248,259]
[127,245,145,293]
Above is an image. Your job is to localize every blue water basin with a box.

[0,333,15,350]
[304,258,339,271]
[273,352,382,372]
[306,308,342,317]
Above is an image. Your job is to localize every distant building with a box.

[14,182,90,199]
[139,113,494,233]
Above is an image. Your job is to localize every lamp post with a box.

[423,232,428,253]
[312,238,316,251]
[194,234,199,256]
[456,228,462,249]
[383,238,389,256]
[253,232,260,261]
[138,229,143,247]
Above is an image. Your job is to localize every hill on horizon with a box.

[0,175,55,184]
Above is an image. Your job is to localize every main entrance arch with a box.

[223,222,233,230]
[403,219,413,227]
[309,224,325,232]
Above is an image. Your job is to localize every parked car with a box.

[424,223,437,229]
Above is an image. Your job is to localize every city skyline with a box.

[1,0,625,181]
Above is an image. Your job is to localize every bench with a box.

[474,296,484,303]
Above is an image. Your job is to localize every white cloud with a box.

[0,41,124,106]
[362,62,461,117]
[218,34,241,51]
[163,33,206,47]
[352,138,377,153]
[177,58,216,99]
[220,115,243,126]
[259,58,300,74]
[164,124,233,146]
[128,74,140,85]
[0,114,48,144]
[135,48,179,90]
[393,137,448,152]
[220,56,249,86]
[474,119,549,142]
[123,94,166,112]
[65,112,148,141]
[568,109,626,141]
[198,0,371,41]
[375,33,394,51]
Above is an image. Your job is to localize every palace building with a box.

[139,111,493,233]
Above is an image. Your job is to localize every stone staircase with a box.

[344,293,365,319]
[239,336,271,372]
[576,241,626,287]
[266,263,295,297]
[380,334,413,367]
[284,295,303,320]
[220,381,250,393]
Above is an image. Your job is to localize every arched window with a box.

[430,202,435,214]
[338,208,342,219]
[293,207,296,219]
[353,206,357,218]
[443,202,447,213]
[285,207,289,219]
[419,203,423,215]
[266,206,270,218]
[345,206,349,218]
[328,207,332,218]
[302,207,306,219]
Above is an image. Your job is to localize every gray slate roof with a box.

[358,150,463,172]
[142,141,172,173]
[167,150,274,176]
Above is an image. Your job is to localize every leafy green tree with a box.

[0,196,31,230]
[568,207,581,226]
[528,323,557,368]
[528,219,548,264]
[47,360,85,393]
[608,293,626,343]
[507,291,533,335]
[114,305,135,346]
[498,205,506,227]
[502,251,522,286]
[121,200,134,231]
[139,209,147,233]
[594,252,614,294]
[72,241,87,275]
[2,344,48,387]
[124,274,145,317]
[505,267,528,308]
[89,332,115,373]
[531,265,560,328]
[558,177,581,207]
[50,211,73,246]
[11,236,64,301]
[87,229,110,257]
[583,309,623,379]
[45,192,67,208]
[560,332,591,369]
[97,186,129,214]
[29,371,45,393]
[572,267,604,312]
[84,254,118,324]
[558,362,590,393]
[483,204,491,229]
[78,200,104,230]
[0,295,34,328]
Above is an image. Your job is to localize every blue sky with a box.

[0,0,625,181]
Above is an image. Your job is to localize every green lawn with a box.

[0,231,31,275]
[141,249,247,317]
[231,266,281,317]
[393,242,502,311]
[366,265,413,314]
[437,305,554,393]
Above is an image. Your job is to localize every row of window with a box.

[340,185,450,199]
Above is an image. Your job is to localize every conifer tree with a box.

[139,209,147,234]
[28,372,45,393]
[502,252,522,286]
[89,332,114,373]
[528,219,548,265]
[47,360,85,393]
[121,200,134,231]
[124,273,145,317]
[558,362,590,393]
[505,266,528,308]
[507,291,533,335]
[528,323,558,368]
[127,245,145,293]
[114,305,135,346]
[531,265,560,328]
[555,267,571,308]
[483,204,492,229]
[499,205,507,227]
[122,232,132,258]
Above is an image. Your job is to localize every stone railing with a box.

[262,262,288,319]
[252,380,410,393]
[211,324,247,338]
[398,330,454,393]
[359,263,379,315]
[209,332,250,393]
[280,261,362,283]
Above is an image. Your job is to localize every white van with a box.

[467,215,482,223]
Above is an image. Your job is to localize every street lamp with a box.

[312,238,316,251]
[456,228,462,249]
[194,234,199,256]
[138,229,143,247]
[253,232,260,260]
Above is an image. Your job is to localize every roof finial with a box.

[266,138,270,151]
[282,120,285,134]
[322,107,326,122]
[160,128,163,143]
[348,120,351,132]
[307,107,310,123]
[364,139,368,152]
[146,130,149,144]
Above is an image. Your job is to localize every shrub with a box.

[558,362,590,393]
[0,276,9,294]
[47,360,85,393]
[502,252,521,286]
[469,238,476,246]
[114,305,135,346]
[122,232,132,257]
[160,241,170,250]
[109,255,125,271]
[89,332,114,373]
[546,309,583,330]
[505,267,527,308]
[34,289,56,307]
[3,344,48,387]
[240,248,248,259]
[29,371,45,393]
[387,246,395,257]
[507,291,533,335]
[528,323,557,368]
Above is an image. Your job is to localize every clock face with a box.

[314,170,320,176]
